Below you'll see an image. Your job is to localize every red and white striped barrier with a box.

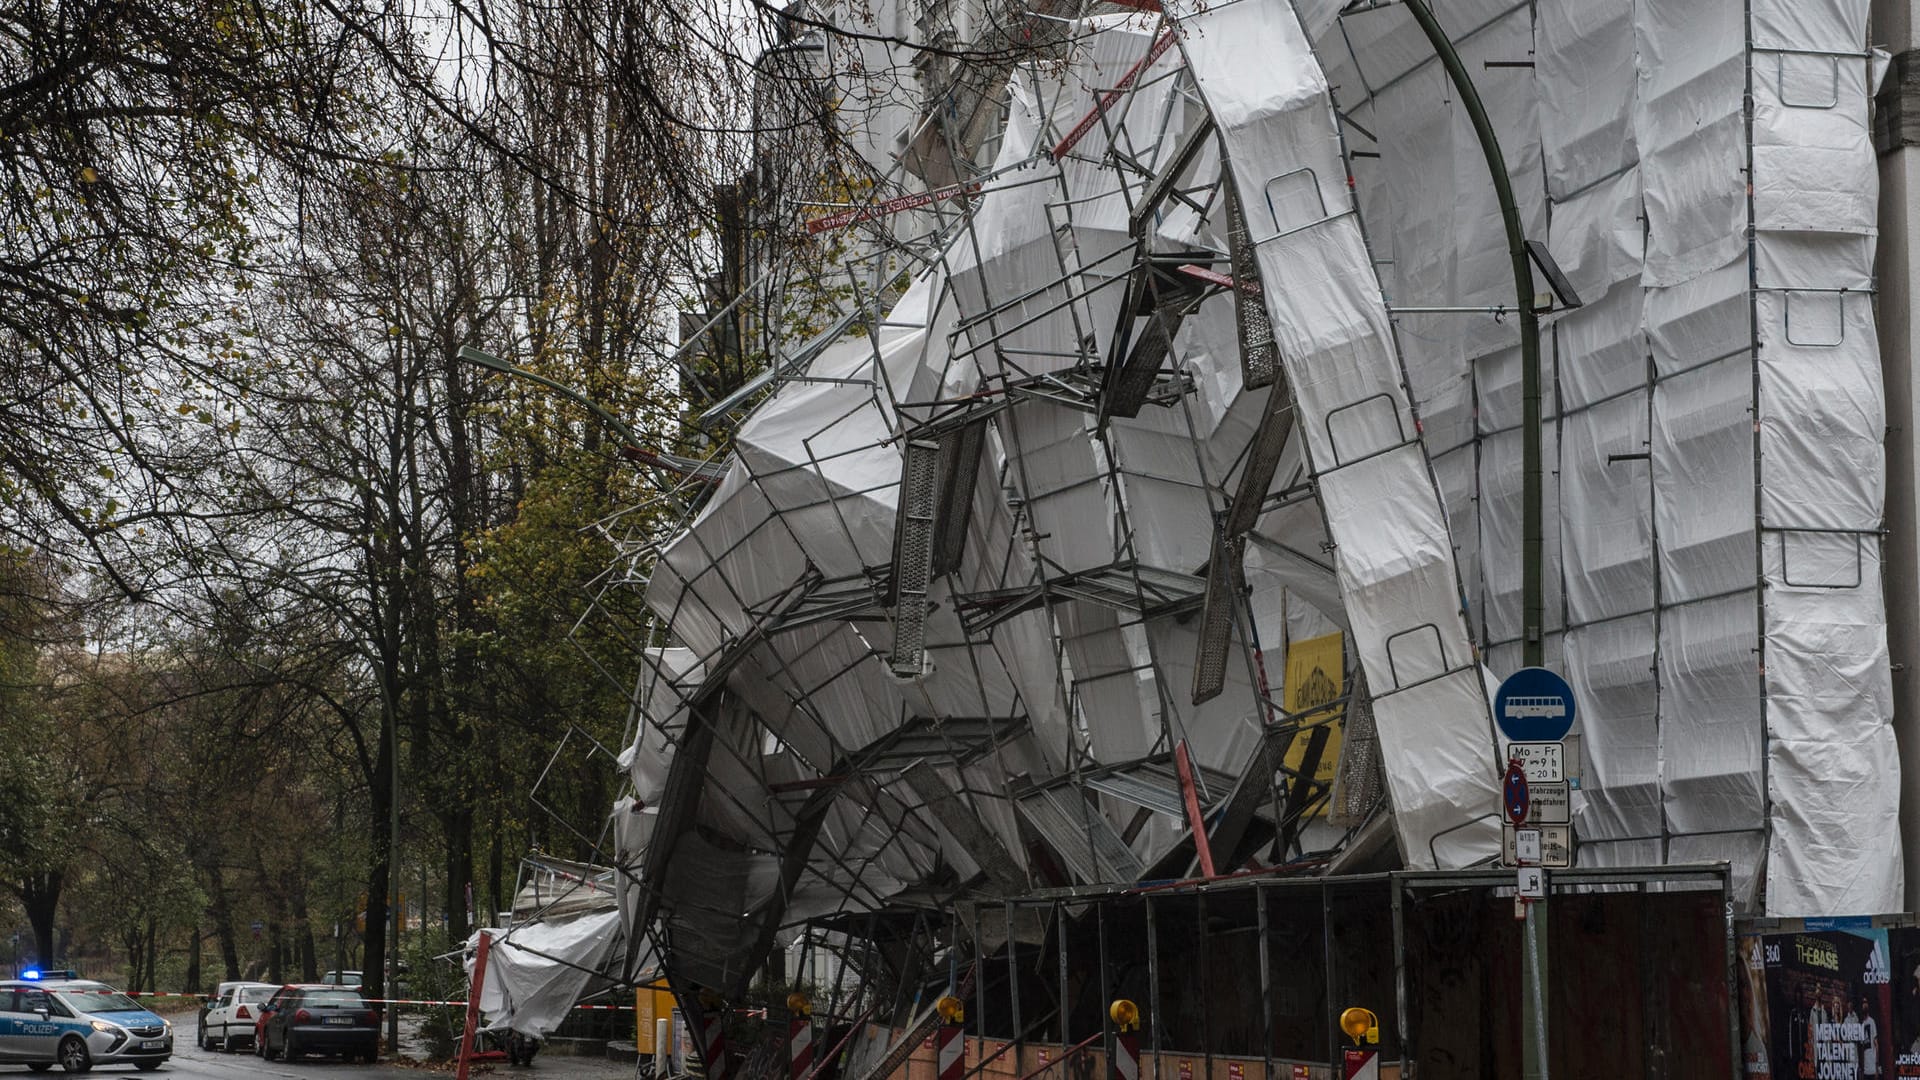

[1341,1050,1378,1080]
[1112,1032,1139,1080]
[699,1006,730,1080]
[788,1017,814,1080]
[934,1024,964,1080]
[1109,998,1141,1080]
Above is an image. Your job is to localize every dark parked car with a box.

[255,985,380,1063]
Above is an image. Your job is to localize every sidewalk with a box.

[416,1055,640,1080]
[387,1014,644,1079]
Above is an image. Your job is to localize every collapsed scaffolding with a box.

[503,0,1905,1064]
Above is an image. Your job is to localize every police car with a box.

[0,973,172,1071]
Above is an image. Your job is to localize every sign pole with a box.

[1522,899,1547,1079]
[1496,670,1574,1080]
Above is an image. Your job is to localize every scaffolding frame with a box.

[486,4,1903,1063]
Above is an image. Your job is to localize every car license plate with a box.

[325,1016,353,1025]
[140,1041,165,1050]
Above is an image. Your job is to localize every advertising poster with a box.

[1886,927,1920,1076]
[1740,924,1895,1078]
[1281,631,1344,814]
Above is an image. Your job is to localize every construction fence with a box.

[798,866,1737,1080]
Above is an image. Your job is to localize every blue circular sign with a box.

[1493,667,1577,742]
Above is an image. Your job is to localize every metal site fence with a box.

[933,865,1733,1080]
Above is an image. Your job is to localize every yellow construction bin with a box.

[635,982,676,1053]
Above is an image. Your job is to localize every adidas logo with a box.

[1866,938,1891,985]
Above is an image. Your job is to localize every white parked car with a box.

[201,982,277,1052]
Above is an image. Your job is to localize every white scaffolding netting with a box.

[608,0,1898,980]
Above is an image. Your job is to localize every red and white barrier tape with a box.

[804,181,982,234]
[79,988,758,1016]
[72,989,634,1011]
[1175,264,1235,289]
[357,998,636,1010]
[1050,29,1178,161]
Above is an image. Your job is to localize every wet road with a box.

[0,1015,635,1080]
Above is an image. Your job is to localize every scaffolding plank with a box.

[889,439,942,676]
[1331,670,1385,827]
[930,419,987,576]
[1224,385,1295,539]
[1102,301,1190,420]
[1275,724,1331,858]
[1082,772,1186,820]
[852,1001,947,1080]
[1190,531,1242,704]
[1207,725,1289,872]
[1014,790,1101,884]
[727,788,838,999]
[902,760,1029,893]
[1014,787,1143,884]
[1223,184,1277,389]
[1101,259,1209,423]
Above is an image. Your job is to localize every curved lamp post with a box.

[1392,4,1579,1077]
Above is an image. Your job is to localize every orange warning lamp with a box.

[787,992,812,1017]
[698,987,725,1011]
[1338,1007,1378,1046]
[936,995,965,1024]
[1109,999,1140,1033]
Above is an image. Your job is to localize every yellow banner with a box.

[1281,632,1344,813]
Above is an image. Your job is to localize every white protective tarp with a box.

[1748,0,1898,914]
[466,911,623,1038]
[1313,0,1899,911]
[1170,0,1503,868]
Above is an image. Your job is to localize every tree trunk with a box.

[288,868,317,981]
[143,916,158,993]
[442,806,473,944]
[185,925,201,993]
[362,700,395,1006]
[488,807,505,928]
[207,864,241,980]
[267,922,284,984]
[120,927,140,990]
[300,929,317,983]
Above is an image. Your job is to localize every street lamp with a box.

[456,347,654,454]
[457,346,726,486]
[1393,4,1579,1077]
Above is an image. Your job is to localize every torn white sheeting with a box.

[467,911,622,1038]
[1172,0,1500,868]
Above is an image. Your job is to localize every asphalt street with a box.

[1,1015,640,1080]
